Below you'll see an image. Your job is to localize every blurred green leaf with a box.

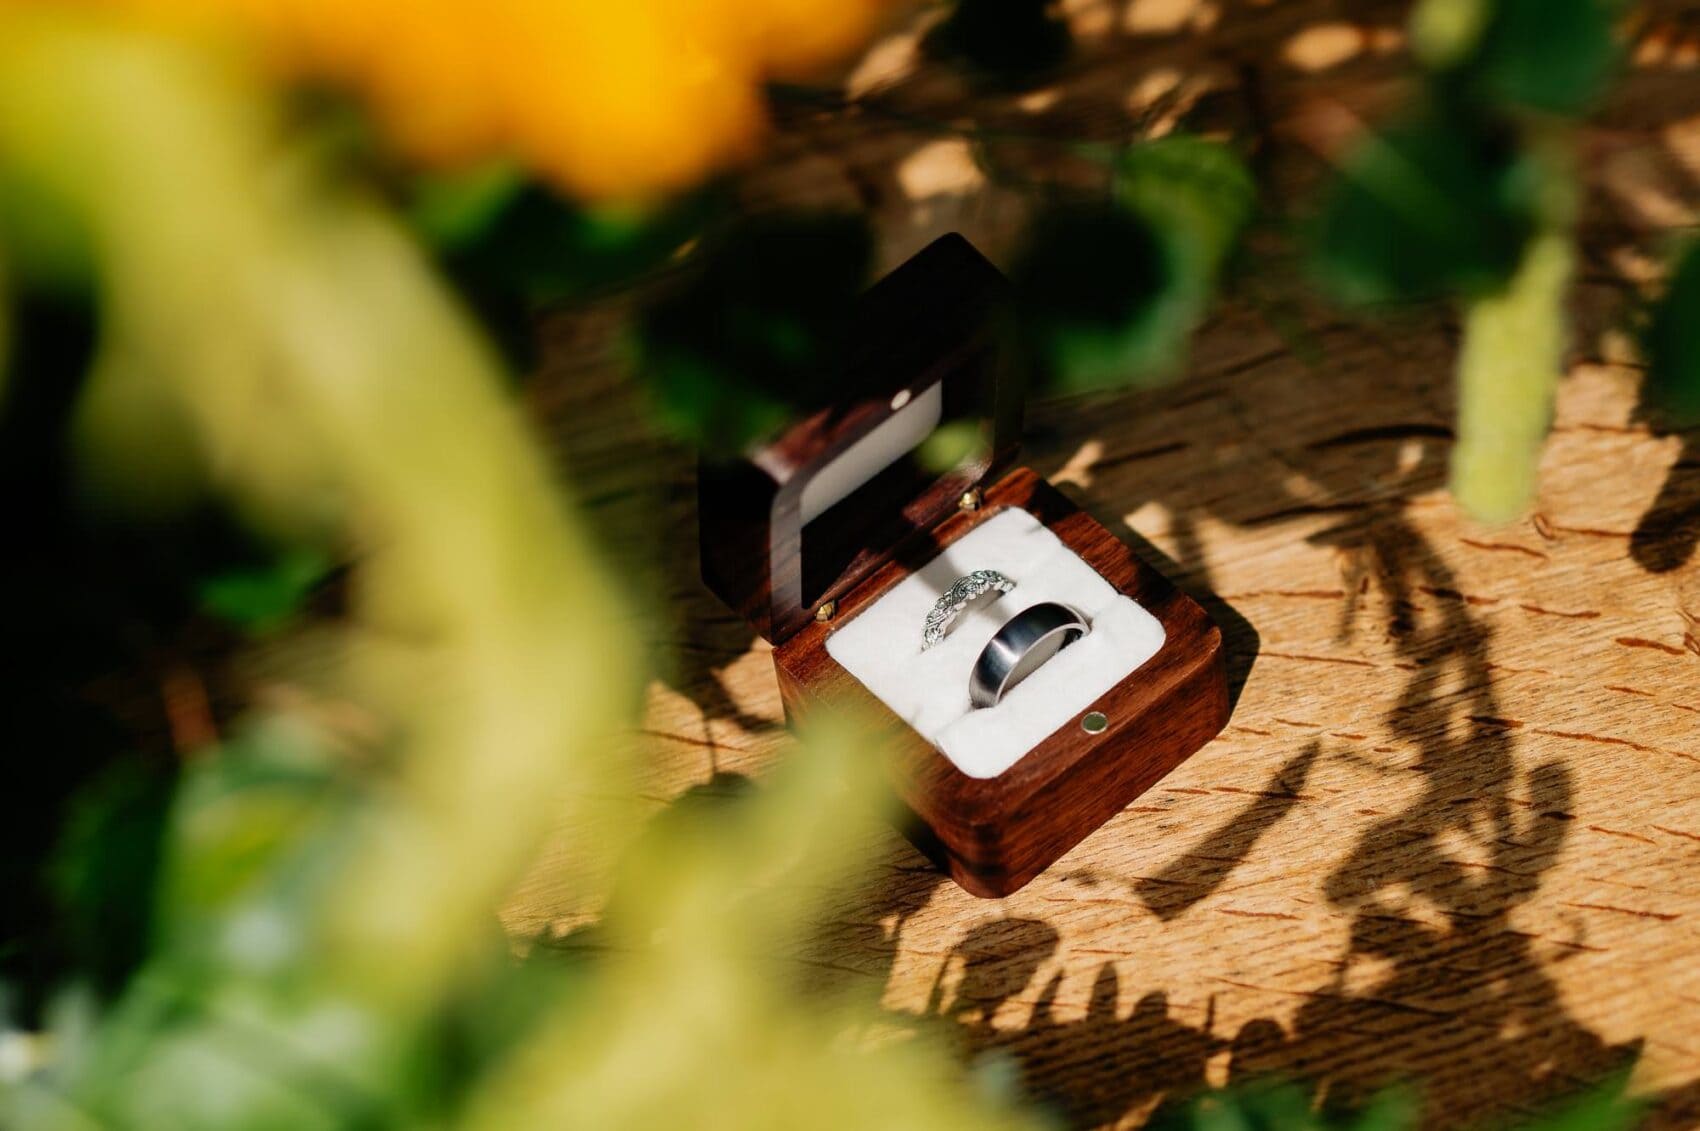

[470,191,718,301]
[1445,0,1618,116]
[155,721,341,974]
[47,760,175,997]
[1507,1069,1642,1131]
[1312,113,1537,305]
[1343,1085,1420,1131]
[1013,138,1251,393]
[408,164,526,251]
[1153,1080,1416,1131]
[1012,202,1171,392]
[405,172,724,374]
[1644,240,1700,423]
[1451,220,1572,523]
[0,167,94,293]
[634,212,873,452]
[924,0,1071,88]
[1119,135,1256,277]
[412,169,720,302]
[1119,135,1255,362]
[1409,0,1495,69]
[198,546,331,634]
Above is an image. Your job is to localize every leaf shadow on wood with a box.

[1629,426,1700,576]
[1130,740,1317,920]
[844,508,1654,1130]
[589,2,1700,1122]
[809,298,1687,1123]
[531,306,798,747]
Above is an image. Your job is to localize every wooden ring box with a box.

[698,234,1229,897]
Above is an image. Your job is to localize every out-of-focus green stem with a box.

[1450,133,1577,524]
[0,11,640,1015]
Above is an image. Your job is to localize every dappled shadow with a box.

[1132,741,1316,919]
[1234,514,1639,1119]
[597,0,1700,1125]
[618,383,1683,1131]
[826,494,1653,1128]
[1630,426,1700,575]
[982,970,1219,1128]
[532,770,760,964]
[530,306,789,745]
[791,219,1679,1131]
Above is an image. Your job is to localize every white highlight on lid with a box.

[798,382,943,525]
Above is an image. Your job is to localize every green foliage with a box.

[1318,0,1615,310]
[0,166,92,293]
[1151,1071,1640,1131]
[8,726,388,1131]
[405,167,725,372]
[1423,0,1619,115]
[1310,0,1609,522]
[413,166,721,301]
[1644,241,1700,423]
[923,0,1071,88]
[198,547,332,634]
[1508,1069,1643,1131]
[154,723,342,971]
[1154,1081,1416,1131]
[633,211,874,452]
[1012,201,1172,391]
[1,714,1045,1131]
[1014,136,1253,392]
[46,760,175,997]
[1451,221,1572,522]
[408,164,525,251]
[1119,136,1256,283]
[1312,113,1536,305]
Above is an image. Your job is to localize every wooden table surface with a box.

[508,2,1700,1126]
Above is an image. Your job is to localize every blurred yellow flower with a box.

[73,0,889,199]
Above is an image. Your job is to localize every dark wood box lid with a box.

[698,233,1024,645]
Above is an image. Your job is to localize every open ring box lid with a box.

[698,234,1229,897]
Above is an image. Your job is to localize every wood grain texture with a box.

[506,2,1700,1127]
[775,466,1229,897]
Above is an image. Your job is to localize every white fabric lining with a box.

[825,507,1166,779]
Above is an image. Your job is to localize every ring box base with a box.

[772,467,1229,898]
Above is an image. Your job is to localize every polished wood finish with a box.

[697,233,1023,645]
[774,466,1230,897]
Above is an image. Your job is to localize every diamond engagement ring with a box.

[922,570,1016,650]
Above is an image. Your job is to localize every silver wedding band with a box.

[922,569,1016,650]
[969,601,1089,709]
